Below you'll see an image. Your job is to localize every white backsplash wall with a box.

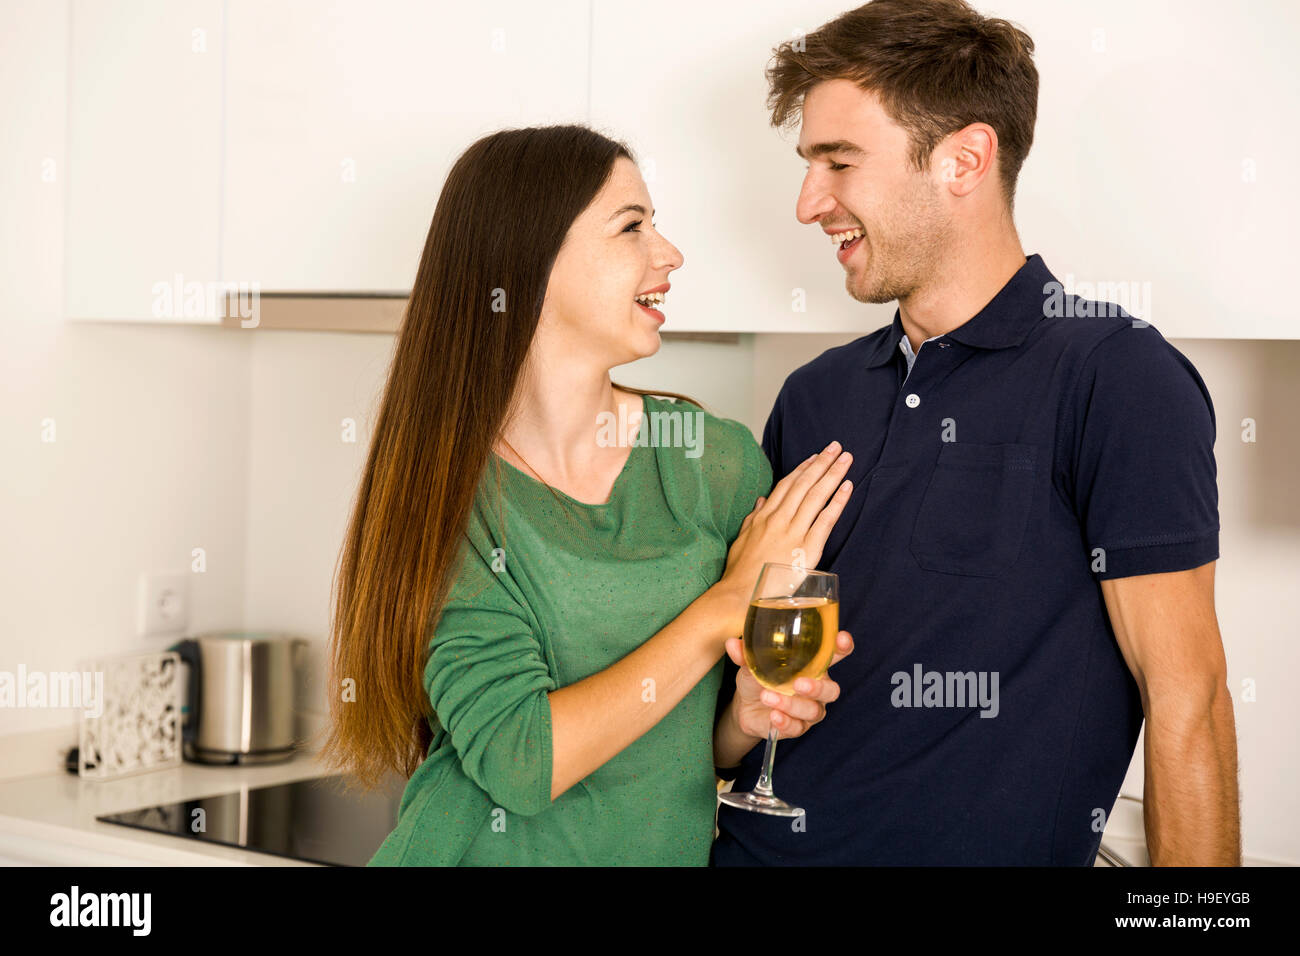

[0,325,252,762]
[1159,338,1300,866]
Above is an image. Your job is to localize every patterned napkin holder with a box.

[77,650,182,780]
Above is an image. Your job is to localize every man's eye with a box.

[829,162,849,171]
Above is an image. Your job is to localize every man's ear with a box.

[935,122,998,198]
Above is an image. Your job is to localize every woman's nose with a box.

[655,235,684,271]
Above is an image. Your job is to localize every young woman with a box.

[321,125,856,866]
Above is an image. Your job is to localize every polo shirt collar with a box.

[863,253,1053,368]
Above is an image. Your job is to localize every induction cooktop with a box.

[96,773,406,866]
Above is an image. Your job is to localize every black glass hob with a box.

[96,773,406,866]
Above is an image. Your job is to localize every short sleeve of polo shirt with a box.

[1071,324,1219,579]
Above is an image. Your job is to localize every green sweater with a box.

[367,395,773,866]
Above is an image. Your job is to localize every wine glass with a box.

[717,562,838,817]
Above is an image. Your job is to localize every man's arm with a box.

[1099,561,1241,865]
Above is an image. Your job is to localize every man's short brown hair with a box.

[768,0,1038,212]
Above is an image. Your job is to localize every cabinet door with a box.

[1004,0,1298,339]
[2,0,65,334]
[592,0,1299,338]
[65,0,224,323]
[221,0,589,292]
[589,0,874,334]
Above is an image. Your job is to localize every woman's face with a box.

[537,156,684,368]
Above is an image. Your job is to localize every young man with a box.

[711,0,1240,866]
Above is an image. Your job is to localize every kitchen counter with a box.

[0,742,1162,867]
[0,748,342,866]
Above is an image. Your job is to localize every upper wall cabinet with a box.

[65,0,224,323]
[62,0,1299,336]
[589,0,1299,337]
[589,0,877,335]
[1005,0,1298,340]
[220,0,589,292]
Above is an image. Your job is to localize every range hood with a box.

[217,292,737,342]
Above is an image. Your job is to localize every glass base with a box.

[717,789,805,818]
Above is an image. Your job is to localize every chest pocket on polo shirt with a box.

[909,442,1037,577]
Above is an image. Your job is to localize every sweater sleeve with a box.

[425,532,557,817]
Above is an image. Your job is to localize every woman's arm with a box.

[714,693,762,770]
[546,582,737,801]
[547,440,854,801]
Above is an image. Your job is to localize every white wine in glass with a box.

[718,562,839,818]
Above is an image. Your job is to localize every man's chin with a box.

[847,277,897,306]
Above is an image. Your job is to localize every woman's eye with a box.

[623,219,642,233]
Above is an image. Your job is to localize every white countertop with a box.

[0,742,1165,867]
[0,748,342,866]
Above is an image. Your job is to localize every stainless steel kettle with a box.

[169,632,308,765]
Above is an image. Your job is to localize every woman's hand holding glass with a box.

[709,440,856,752]
[713,439,855,635]
[723,628,853,740]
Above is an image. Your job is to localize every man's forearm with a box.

[714,697,762,770]
[1142,680,1241,865]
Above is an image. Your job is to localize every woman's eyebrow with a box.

[607,203,654,221]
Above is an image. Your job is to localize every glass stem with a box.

[752,727,780,797]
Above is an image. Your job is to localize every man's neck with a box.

[898,234,1028,354]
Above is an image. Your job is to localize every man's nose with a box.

[796,171,836,225]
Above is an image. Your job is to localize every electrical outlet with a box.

[138,571,189,638]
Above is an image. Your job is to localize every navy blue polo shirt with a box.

[712,253,1219,866]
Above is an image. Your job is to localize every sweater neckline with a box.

[490,393,650,508]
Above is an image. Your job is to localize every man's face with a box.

[795,79,953,305]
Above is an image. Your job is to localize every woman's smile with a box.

[634,282,670,323]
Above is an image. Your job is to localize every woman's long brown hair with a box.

[319,125,703,790]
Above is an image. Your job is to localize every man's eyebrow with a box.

[795,141,866,161]
[608,203,654,221]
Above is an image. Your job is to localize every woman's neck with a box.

[497,370,642,483]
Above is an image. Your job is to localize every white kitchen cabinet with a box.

[2,0,65,327]
[58,0,1297,336]
[589,0,872,335]
[589,0,1299,338]
[64,0,225,323]
[220,0,589,293]
[1005,0,1299,340]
